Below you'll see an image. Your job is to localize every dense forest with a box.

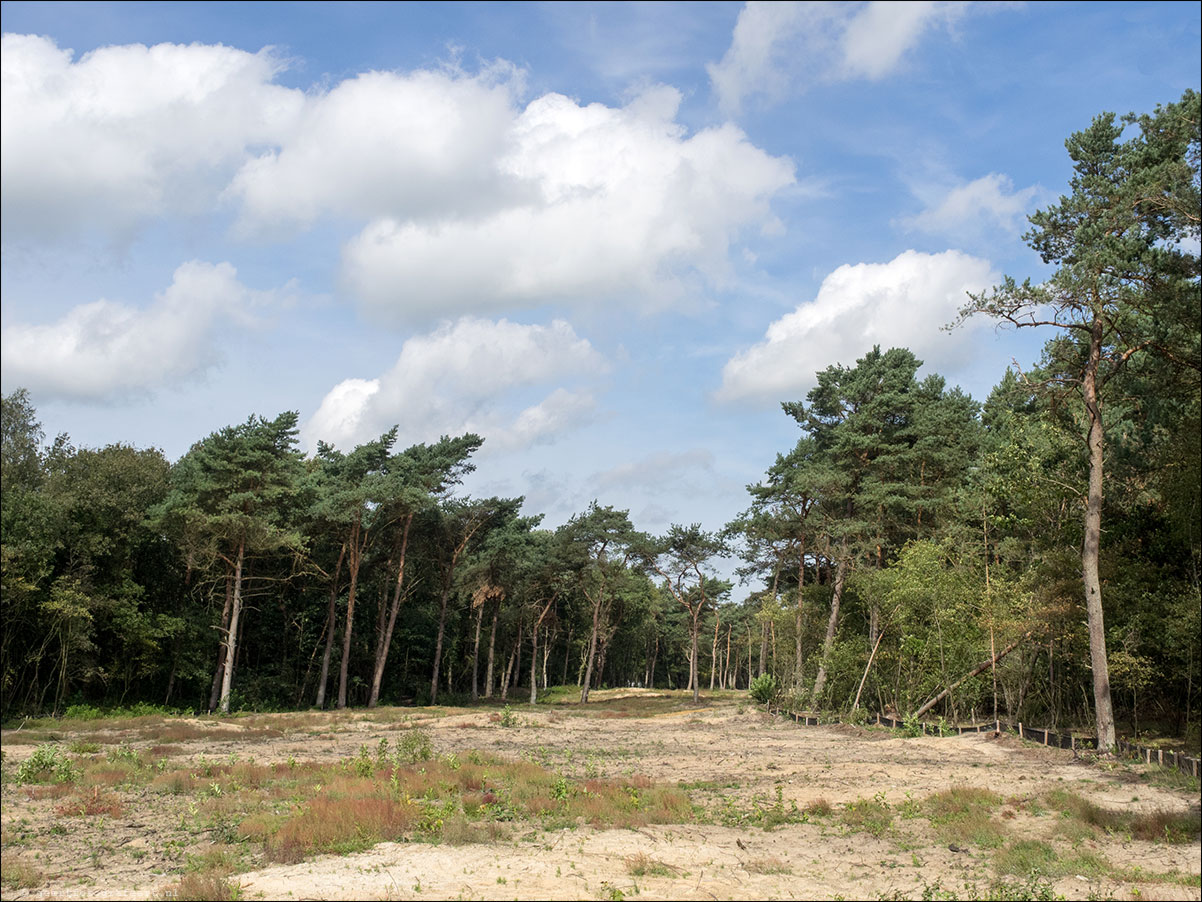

[2,92,1198,752]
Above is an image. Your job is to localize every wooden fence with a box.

[770,707,1201,779]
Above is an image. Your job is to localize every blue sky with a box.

[2,1,1199,588]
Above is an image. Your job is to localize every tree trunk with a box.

[315,542,346,709]
[1082,315,1116,751]
[218,540,245,715]
[913,631,1032,719]
[530,622,540,705]
[530,598,556,704]
[794,534,806,689]
[337,516,364,709]
[430,578,453,705]
[580,594,603,703]
[368,513,413,708]
[691,608,701,703]
[208,566,234,713]
[709,613,719,691]
[647,632,658,689]
[810,554,847,708]
[471,603,483,701]
[485,599,499,698]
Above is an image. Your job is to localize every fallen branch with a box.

[912,631,1033,720]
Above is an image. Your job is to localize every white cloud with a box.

[3,35,794,323]
[0,261,280,400]
[708,1,972,114]
[304,317,607,451]
[716,249,998,404]
[226,64,524,235]
[341,86,795,322]
[1,34,302,240]
[902,173,1042,237]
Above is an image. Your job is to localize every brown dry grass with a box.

[0,851,45,889]
[54,786,124,817]
[155,872,242,901]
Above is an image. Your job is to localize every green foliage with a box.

[394,729,433,764]
[14,744,80,785]
[749,673,779,705]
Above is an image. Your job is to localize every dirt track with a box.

[2,691,1199,900]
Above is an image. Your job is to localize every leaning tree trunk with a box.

[810,554,848,708]
[1082,315,1116,751]
[217,540,246,715]
[208,566,234,713]
[580,594,603,703]
[368,513,413,708]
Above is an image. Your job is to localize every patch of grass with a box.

[840,793,894,837]
[625,852,679,877]
[156,872,242,901]
[805,798,833,816]
[994,839,1058,878]
[924,786,1006,848]
[0,852,44,889]
[745,856,792,875]
[55,786,125,817]
[268,795,420,862]
[1139,764,1201,794]
[1044,789,1200,843]
[993,839,1109,882]
[715,784,807,830]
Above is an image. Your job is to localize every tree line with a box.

[2,92,1197,751]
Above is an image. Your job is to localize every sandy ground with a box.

[2,691,1198,901]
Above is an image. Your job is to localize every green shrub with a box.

[749,674,779,705]
[15,745,80,785]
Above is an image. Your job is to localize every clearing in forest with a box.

[1,690,1199,901]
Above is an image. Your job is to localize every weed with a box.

[55,786,125,817]
[626,852,678,877]
[840,792,894,836]
[0,853,44,889]
[156,873,242,900]
[15,745,80,784]
[924,786,1006,848]
[499,705,519,728]
[395,729,434,764]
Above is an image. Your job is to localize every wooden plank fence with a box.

[770,706,1201,778]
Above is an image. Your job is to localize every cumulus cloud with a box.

[708,1,971,114]
[304,317,607,451]
[226,63,524,235]
[341,85,795,322]
[1,34,301,240]
[0,261,281,400]
[902,173,1042,237]
[716,249,998,404]
[4,35,794,323]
